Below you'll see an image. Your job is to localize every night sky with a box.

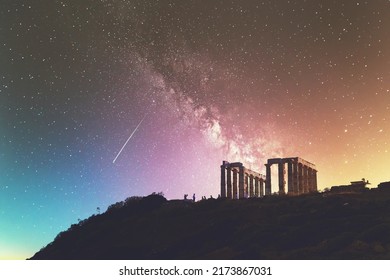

[1,0,389,259]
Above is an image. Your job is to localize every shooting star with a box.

[112,114,147,164]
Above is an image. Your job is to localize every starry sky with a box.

[1,0,389,259]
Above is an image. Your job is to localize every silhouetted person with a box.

[193,194,196,202]
[184,194,188,200]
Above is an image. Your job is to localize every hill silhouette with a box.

[30,189,390,259]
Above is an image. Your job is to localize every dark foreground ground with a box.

[31,189,390,259]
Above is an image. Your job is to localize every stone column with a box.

[298,163,303,194]
[309,168,315,192]
[293,161,299,195]
[306,166,310,193]
[278,162,286,195]
[254,177,259,197]
[226,167,232,198]
[260,178,264,197]
[313,169,318,191]
[265,164,272,195]
[244,174,249,198]
[232,169,238,199]
[303,165,308,193]
[287,161,294,195]
[239,166,245,199]
[249,175,254,198]
[220,164,226,198]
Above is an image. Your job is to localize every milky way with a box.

[1,0,389,259]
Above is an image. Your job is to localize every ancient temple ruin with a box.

[220,161,266,199]
[220,157,317,198]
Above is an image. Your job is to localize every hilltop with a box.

[30,189,390,259]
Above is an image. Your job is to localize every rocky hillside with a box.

[30,189,390,259]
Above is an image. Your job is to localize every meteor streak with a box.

[112,114,147,164]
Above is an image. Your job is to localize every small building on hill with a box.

[330,178,370,193]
